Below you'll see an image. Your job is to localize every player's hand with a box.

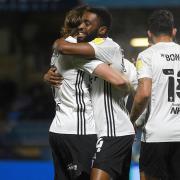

[43,67,63,87]
[133,122,138,134]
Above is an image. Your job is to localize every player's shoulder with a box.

[173,42,180,48]
[140,42,180,57]
[124,58,136,73]
[91,37,120,48]
[152,42,180,52]
[105,37,120,47]
[65,36,77,43]
[138,45,154,59]
[124,58,135,67]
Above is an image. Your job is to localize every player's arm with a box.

[93,63,132,93]
[43,67,63,87]
[130,78,152,124]
[134,108,147,129]
[53,38,95,58]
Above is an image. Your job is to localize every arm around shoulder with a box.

[53,38,95,58]
[93,63,132,95]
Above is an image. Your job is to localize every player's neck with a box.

[154,35,173,43]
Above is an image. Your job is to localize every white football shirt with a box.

[86,38,135,138]
[49,36,101,135]
[137,42,180,142]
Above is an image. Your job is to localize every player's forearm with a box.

[130,93,149,124]
[135,109,147,128]
[53,38,95,58]
[107,71,129,89]
[107,66,133,94]
[121,72,137,93]
[93,63,132,95]
[113,75,133,95]
[130,78,152,123]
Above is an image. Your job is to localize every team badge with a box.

[92,38,105,45]
[96,137,104,152]
[136,58,143,70]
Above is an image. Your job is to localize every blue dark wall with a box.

[85,0,180,7]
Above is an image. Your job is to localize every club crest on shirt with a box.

[96,137,104,152]
[92,38,105,45]
[136,58,143,70]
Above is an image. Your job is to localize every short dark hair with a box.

[148,9,174,36]
[86,7,112,30]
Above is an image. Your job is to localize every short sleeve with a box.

[88,38,119,64]
[136,52,152,79]
[82,60,104,74]
[123,59,138,90]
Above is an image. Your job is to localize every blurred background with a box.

[0,0,180,179]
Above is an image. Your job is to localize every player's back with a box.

[139,42,180,142]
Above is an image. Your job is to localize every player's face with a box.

[77,11,100,42]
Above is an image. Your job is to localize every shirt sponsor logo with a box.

[96,137,104,152]
[161,54,180,61]
[170,103,180,114]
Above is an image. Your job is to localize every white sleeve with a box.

[131,67,138,90]
[67,55,103,74]
[136,52,152,80]
[82,60,104,74]
[89,39,124,73]
[88,39,119,64]
[124,60,138,90]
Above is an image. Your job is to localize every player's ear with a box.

[172,28,177,37]
[147,30,152,39]
[98,26,108,36]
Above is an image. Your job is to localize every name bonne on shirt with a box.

[161,53,180,61]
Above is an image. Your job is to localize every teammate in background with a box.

[53,7,135,180]
[45,6,131,180]
[130,9,180,180]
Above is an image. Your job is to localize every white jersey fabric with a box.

[85,38,135,138]
[123,58,138,90]
[123,58,138,105]
[136,42,180,142]
[49,36,101,135]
